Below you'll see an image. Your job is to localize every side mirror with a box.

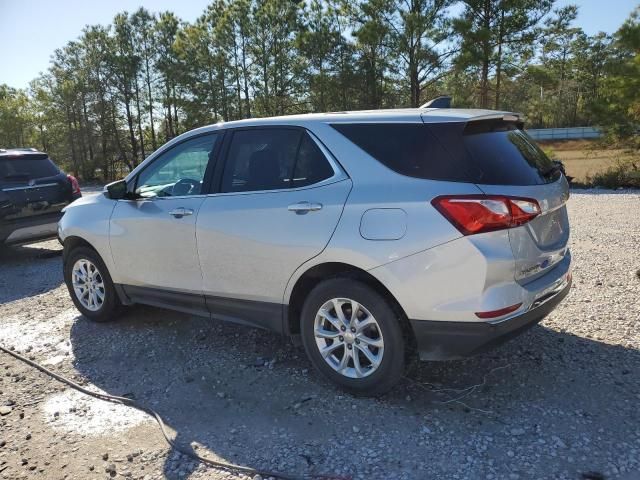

[104,179,129,200]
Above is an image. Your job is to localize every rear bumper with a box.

[410,275,571,361]
[1,212,63,245]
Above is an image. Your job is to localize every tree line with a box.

[0,0,638,180]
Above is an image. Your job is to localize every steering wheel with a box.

[171,178,200,196]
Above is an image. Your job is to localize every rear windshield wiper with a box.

[541,161,565,178]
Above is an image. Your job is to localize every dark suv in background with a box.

[1,148,81,247]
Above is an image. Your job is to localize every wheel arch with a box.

[285,262,414,345]
[62,235,132,306]
[62,236,99,262]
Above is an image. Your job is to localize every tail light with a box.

[67,175,81,195]
[432,195,541,235]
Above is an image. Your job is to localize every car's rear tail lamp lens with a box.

[432,195,540,235]
[67,175,81,195]
[475,302,522,319]
[509,199,541,226]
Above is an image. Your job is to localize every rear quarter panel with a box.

[283,122,486,304]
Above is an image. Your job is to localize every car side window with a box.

[292,134,334,187]
[135,134,218,198]
[221,128,334,193]
[221,129,300,193]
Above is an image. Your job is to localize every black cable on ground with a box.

[0,344,349,480]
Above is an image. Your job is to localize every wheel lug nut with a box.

[341,326,346,331]
[347,344,352,350]
[339,336,344,342]
[350,327,356,333]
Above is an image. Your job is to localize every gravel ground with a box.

[0,189,639,480]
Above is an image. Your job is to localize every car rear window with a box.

[0,155,60,181]
[331,121,558,185]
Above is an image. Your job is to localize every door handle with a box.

[169,207,194,218]
[288,202,323,214]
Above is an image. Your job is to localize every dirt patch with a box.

[536,139,637,183]
[42,387,149,436]
[537,139,598,151]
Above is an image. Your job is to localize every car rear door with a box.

[431,118,571,284]
[479,179,570,284]
[196,127,351,331]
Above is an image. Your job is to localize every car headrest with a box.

[248,149,281,190]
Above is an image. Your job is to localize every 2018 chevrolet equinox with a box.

[59,108,571,395]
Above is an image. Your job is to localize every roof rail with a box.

[420,96,451,109]
[0,147,45,156]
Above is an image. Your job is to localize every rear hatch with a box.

[0,153,74,222]
[331,114,570,284]
[423,116,570,283]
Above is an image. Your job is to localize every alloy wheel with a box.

[71,258,105,312]
[314,298,384,379]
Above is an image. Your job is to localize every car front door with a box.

[196,127,352,331]
[109,133,220,314]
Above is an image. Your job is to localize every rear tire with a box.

[63,246,122,322]
[300,278,406,396]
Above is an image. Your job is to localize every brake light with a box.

[67,175,81,195]
[432,195,540,235]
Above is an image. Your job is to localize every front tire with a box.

[63,246,122,322]
[300,278,406,396]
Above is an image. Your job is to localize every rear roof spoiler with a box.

[464,114,525,133]
[420,96,451,109]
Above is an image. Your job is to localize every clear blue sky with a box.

[0,0,637,90]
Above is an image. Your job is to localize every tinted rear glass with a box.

[331,122,558,185]
[331,123,470,182]
[0,156,60,180]
[461,122,556,185]
[293,134,334,187]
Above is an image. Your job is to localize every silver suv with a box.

[59,108,571,395]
